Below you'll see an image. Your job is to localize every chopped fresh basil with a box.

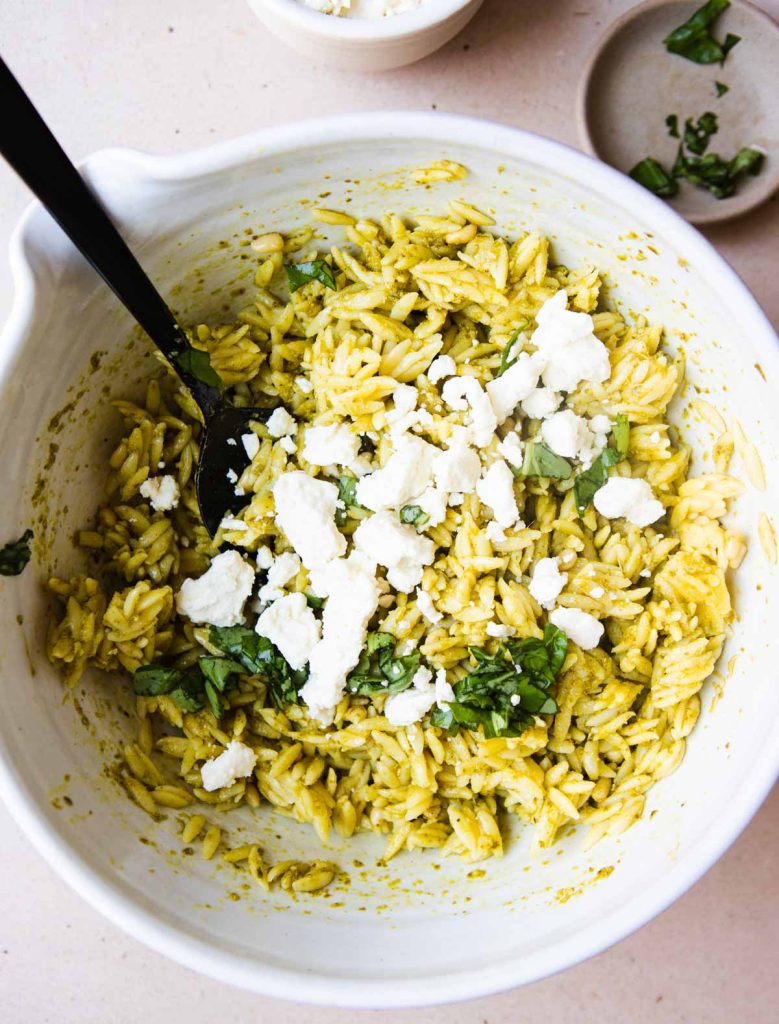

[0,529,33,576]
[132,664,184,697]
[133,655,244,718]
[519,442,573,480]
[663,0,740,65]
[629,157,679,198]
[199,656,244,693]
[430,624,567,739]
[285,259,337,294]
[208,624,305,708]
[673,144,764,199]
[305,592,325,610]
[168,671,208,713]
[665,114,680,138]
[683,111,718,155]
[497,321,529,377]
[347,631,420,696]
[172,348,224,393]
[573,415,630,515]
[336,473,364,525]
[715,80,729,97]
[399,504,429,526]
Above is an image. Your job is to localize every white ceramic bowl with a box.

[1,113,778,1008]
[246,0,485,71]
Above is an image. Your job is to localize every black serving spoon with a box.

[0,56,274,536]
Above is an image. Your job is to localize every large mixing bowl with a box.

[0,113,777,1007]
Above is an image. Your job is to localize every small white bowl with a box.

[246,0,485,71]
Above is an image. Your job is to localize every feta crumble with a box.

[266,407,297,438]
[384,666,454,727]
[241,432,261,460]
[354,510,436,592]
[200,740,257,792]
[485,351,542,423]
[496,432,524,469]
[521,387,561,420]
[432,441,481,494]
[255,592,321,671]
[427,354,457,385]
[355,435,437,511]
[273,471,346,570]
[257,551,301,603]
[441,376,498,447]
[139,474,180,512]
[593,476,664,528]
[528,557,568,610]
[486,622,515,638]
[175,550,254,628]
[540,409,607,467]
[549,607,604,650]
[415,587,442,624]
[530,291,611,393]
[476,460,519,527]
[301,422,360,468]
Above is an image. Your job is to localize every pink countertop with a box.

[0,1,777,1020]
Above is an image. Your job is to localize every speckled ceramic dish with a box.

[0,114,778,1006]
[579,0,779,225]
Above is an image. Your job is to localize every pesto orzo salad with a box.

[46,185,743,888]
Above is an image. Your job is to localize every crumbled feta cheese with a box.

[593,476,664,527]
[486,521,506,544]
[355,435,437,511]
[241,432,261,460]
[295,375,314,394]
[139,474,180,512]
[255,545,274,570]
[415,487,449,527]
[531,291,611,393]
[279,435,297,455]
[257,551,301,603]
[302,553,381,723]
[496,432,524,469]
[528,557,568,609]
[200,740,257,792]
[486,622,515,638]
[448,492,464,506]
[589,585,605,599]
[273,471,346,570]
[384,666,453,727]
[175,550,254,628]
[650,430,661,444]
[442,376,498,447]
[521,387,561,420]
[549,607,604,650]
[415,587,442,624]
[255,592,321,670]
[427,354,457,384]
[486,351,543,423]
[639,568,651,578]
[301,422,360,468]
[432,441,481,494]
[476,460,519,527]
[266,407,297,438]
[354,511,436,592]
[226,468,238,484]
[386,384,419,436]
[226,438,237,447]
[540,409,606,468]
[510,693,521,706]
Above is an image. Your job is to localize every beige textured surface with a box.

[0,0,777,1019]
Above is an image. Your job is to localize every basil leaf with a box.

[172,348,224,393]
[496,321,529,377]
[683,111,718,155]
[399,504,429,526]
[665,114,679,138]
[285,259,337,294]
[573,447,621,515]
[519,442,573,480]
[663,0,738,65]
[0,529,33,576]
[629,157,679,198]
[133,664,182,696]
[432,626,567,739]
[199,656,244,693]
[347,632,419,696]
[208,624,305,709]
[715,81,729,97]
[168,671,206,713]
[305,592,325,610]
[728,147,764,178]
[203,680,223,720]
[673,144,764,199]
[336,473,363,525]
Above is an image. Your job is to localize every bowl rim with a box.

[1,110,778,1008]
[248,0,478,41]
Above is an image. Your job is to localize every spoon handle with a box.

[0,56,221,415]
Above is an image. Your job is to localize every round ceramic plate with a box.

[579,0,779,225]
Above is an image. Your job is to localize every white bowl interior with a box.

[1,116,777,1006]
